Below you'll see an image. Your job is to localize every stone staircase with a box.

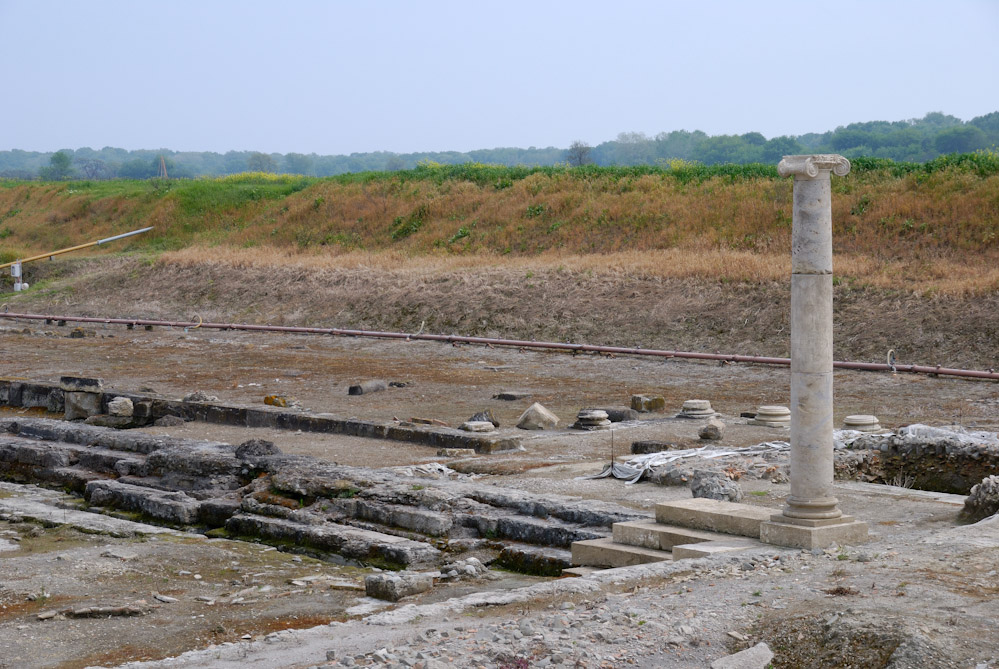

[568,498,773,570]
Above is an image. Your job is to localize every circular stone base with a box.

[843,414,881,432]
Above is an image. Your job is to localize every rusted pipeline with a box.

[1,311,996,381]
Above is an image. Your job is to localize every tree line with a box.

[3,111,997,181]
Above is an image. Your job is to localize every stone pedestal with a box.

[760,155,867,549]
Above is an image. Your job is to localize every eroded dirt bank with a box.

[7,256,999,370]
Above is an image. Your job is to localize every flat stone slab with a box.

[655,499,774,538]
[0,483,179,537]
[672,538,760,560]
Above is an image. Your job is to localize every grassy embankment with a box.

[1,154,998,295]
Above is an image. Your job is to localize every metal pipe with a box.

[0,311,996,381]
[0,227,154,271]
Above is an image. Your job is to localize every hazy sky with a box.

[2,0,997,155]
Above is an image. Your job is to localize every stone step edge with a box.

[570,537,673,568]
[654,498,775,539]
[611,519,737,550]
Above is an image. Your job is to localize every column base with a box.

[759,513,868,549]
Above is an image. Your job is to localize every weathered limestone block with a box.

[631,394,666,413]
[516,403,559,430]
[65,392,103,421]
[225,514,441,568]
[108,397,134,417]
[364,571,435,601]
[85,480,201,524]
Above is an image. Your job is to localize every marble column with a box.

[760,155,868,549]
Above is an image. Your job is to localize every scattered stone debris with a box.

[348,379,388,396]
[690,469,744,502]
[572,409,612,431]
[699,418,726,440]
[437,556,494,582]
[183,390,220,403]
[961,474,999,522]
[492,391,531,401]
[631,394,666,412]
[469,409,499,427]
[516,402,559,430]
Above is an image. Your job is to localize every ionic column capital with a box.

[778,154,851,179]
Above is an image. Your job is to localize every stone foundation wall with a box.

[0,378,522,454]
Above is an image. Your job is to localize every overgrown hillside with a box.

[1,158,997,294]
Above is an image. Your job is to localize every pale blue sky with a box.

[1,0,997,155]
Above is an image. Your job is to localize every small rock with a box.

[152,593,178,603]
[154,415,186,427]
[516,402,559,430]
[236,439,282,459]
[710,642,773,669]
[699,418,725,440]
[365,572,435,601]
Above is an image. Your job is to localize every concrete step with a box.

[571,537,672,568]
[655,499,774,538]
[612,519,726,551]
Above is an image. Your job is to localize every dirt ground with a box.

[1,264,999,668]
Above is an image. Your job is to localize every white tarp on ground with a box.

[582,424,999,485]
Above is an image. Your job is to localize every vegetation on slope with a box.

[1,155,997,295]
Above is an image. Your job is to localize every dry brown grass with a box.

[2,167,997,295]
[160,246,999,296]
